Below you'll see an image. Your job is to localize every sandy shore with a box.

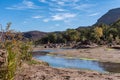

[15,63,120,80]
[33,46,120,63]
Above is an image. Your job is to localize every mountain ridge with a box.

[96,8,120,25]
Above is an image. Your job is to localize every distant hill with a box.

[76,26,91,30]
[0,31,47,41]
[96,8,120,25]
[23,31,47,41]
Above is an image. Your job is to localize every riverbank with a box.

[33,46,120,63]
[15,61,120,80]
[15,46,120,80]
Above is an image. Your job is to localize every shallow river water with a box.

[33,49,120,73]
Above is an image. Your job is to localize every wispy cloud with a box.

[51,0,79,3]
[44,0,76,8]
[43,0,95,14]
[74,4,95,10]
[42,13,76,23]
[43,18,50,22]
[57,1,65,6]
[49,8,67,12]
[6,0,40,10]
[88,12,100,16]
[55,8,67,11]
[52,13,76,21]
[32,15,43,19]
[39,0,46,3]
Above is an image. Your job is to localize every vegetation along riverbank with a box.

[1,7,120,80]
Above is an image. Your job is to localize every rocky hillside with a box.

[96,8,120,25]
[23,31,47,41]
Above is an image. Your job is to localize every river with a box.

[32,49,120,73]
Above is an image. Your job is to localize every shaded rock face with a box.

[96,8,120,25]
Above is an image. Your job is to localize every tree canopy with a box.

[36,19,120,45]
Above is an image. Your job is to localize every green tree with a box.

[93,27,103,42]
[48,33,57,43]
[78,28,91,41]
[106,28,118,39]
[64,29,80,42]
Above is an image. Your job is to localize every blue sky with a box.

[0,0,120,32]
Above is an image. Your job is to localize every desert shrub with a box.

[0,23,32,80]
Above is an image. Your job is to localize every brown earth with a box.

[15,46,120,80]
[15,62,120,80]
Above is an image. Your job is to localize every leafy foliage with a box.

[36,19,120,45]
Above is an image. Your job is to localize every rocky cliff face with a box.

[96,8,120,25]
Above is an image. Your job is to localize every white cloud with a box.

[49,8,66,12]
[49,8,67,12]
[39,0,46,3]
[72,0,79,3]
[32,15,43,19]
[63,0,79,3]
[43,18,50,22]
[74,4,95,10]
[55,8,66,11]
[42,13,76,23]
[6,0,40,10]
[88,13,100,16]
[52,13,76,21]
[57,1,65,6]
[52,0,79,3]
[44,0,95,14]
